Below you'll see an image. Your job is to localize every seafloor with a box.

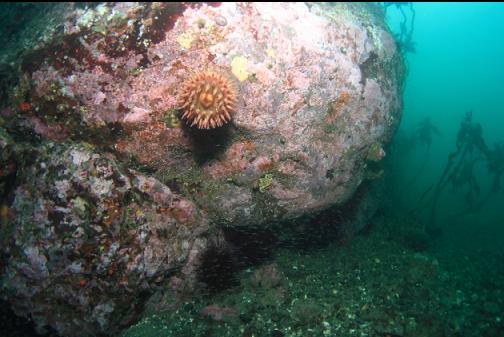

[119,214,504,337]
[2,211,503,337]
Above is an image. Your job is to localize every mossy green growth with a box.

[45,82,63,102]
[127,67,144,77]
[109,11,129,29]
[155,165,224,217]
[161,109,181,128]
[323,123,337,134]
[366,142,385,162]
[258,173,274,192]
[8,73,31,109]
[157,166,198,194]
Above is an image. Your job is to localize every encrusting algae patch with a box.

[231,56,250,82]
[176,32,194,49]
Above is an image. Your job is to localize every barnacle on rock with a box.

[178,70,237,129]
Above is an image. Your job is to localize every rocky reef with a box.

[0,2,404,336]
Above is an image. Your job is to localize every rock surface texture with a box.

[0,2,404,336]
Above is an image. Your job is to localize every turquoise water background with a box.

[386,3,504,247]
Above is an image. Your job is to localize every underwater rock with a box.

[1,2,403,227]
[0,2,404,336]
[0,142,219,337]
[200,304,237,322]
[249,263,284,289]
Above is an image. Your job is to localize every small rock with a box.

[214,15,227,26]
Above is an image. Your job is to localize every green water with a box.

[387,3,504,249]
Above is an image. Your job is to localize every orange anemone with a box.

[178,70,237,129]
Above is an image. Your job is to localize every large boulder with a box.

[0,2,404,336]
[6,2,403,226]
